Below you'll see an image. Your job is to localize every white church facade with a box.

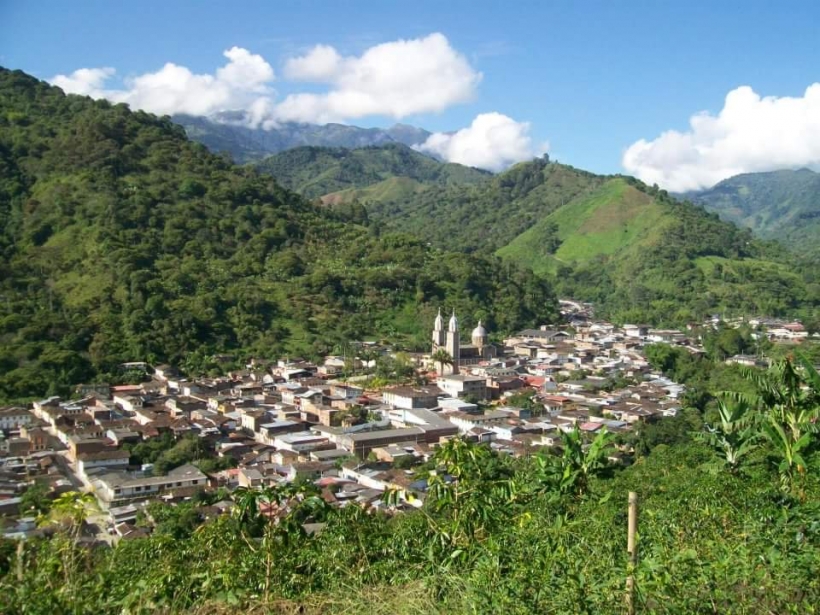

[431,309,496,374]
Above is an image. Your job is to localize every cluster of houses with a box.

[0,308,814,540]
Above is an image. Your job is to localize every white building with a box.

[94,464,208,504]
[0,408,34,431]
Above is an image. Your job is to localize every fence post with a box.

[626,491,638,615]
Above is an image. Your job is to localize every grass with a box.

[322,177,425,205]
[694,255,795,277]
[498,178,668,274]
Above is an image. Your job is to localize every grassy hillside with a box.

[685,168,820,259]
[254,143,489,200]
[0,68,559,401]
[498,179,669,274]
[364,158,608,253]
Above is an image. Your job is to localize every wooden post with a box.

[626,491,638,615]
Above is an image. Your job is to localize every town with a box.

[0,302,813,542]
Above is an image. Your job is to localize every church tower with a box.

[446,310,460,374]
[432,308,445,351]
[472,320,488,350]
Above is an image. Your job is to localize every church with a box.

[431,309,496,374]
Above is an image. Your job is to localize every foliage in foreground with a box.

[3,416,820,614]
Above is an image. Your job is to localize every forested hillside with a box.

[684,168,820,260]
[254,143,489,200]
[253,149,819,325]
[0,68,559,401]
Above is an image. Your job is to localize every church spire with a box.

[448,309,459,333]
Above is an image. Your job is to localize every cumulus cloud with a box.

[283,44,343,82]
[275,33,481,123]
[416,112,546,171]
[51,67,115,97]
[51,47,277,126]
[622,84,820,192]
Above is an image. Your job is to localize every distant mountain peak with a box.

[171,113,432,164]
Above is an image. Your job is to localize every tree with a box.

[19,481,51,516]
[431,348,453,376]
[534,426,613,497]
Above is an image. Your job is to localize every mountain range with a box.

[175,115,820,264]
[172,113,431,164]
[1,67,817,401]
[683,168,820,259]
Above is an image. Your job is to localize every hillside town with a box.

[1,303,815,541]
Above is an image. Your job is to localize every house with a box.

[382,386,442,410]
[77,449,130,478]
[19,426,48,452]
[94,464,208,504]
[437,374,489,401]
[0,407,35,431]
[623,324,650,338]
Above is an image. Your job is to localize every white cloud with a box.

[622,84,820,192]
[51,47,276,126]
[275,33,481,123]
[48,35,488,131]
[417,112,546,171]
[51,67,115,97]
[283,44,343,82]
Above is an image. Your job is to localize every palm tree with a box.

[431,348,453,376]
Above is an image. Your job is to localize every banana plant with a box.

[726,353,820,493]
[693,398,760,472]
[535,426,614,497]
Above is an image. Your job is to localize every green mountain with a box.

[254,143,490,200]
[0,68,559,401]
[298,155,817,324]
[684,169,820,259]
[497,178,668,274]
[172,113,431,164]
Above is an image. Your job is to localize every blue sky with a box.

[2,0,820,188]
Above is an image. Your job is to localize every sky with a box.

[2,0,820,189]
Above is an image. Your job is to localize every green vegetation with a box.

[362,157,606,254]
[498,178,668,274]
[3,358,820,613]
[255,143,489,200]
[685,168,820,260]
[0,68,559,402]
[255,144,819,325]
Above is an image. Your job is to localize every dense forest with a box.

[2,354,820,614]
[0,68,560,402]
[684,168,820,261]
[254,143,489,200]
